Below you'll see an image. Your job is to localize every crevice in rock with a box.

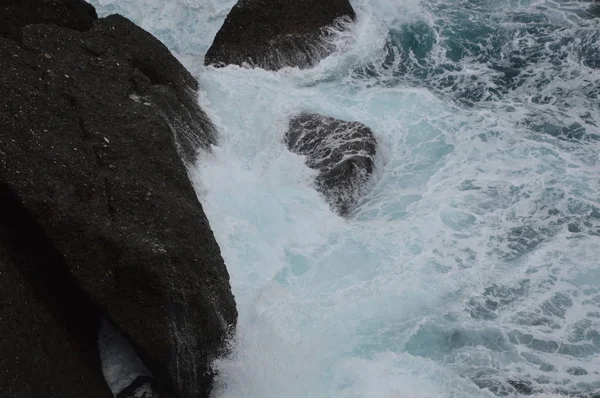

[0,182,173,397]
[0,0,98,42]
[99,317,171,398]
[0,181,104,370]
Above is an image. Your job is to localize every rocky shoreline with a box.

[1,1,236,397]
[0,0,372,396]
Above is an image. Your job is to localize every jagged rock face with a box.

[286,113,377,216]
[0,3,236,398]
[204,0,355,70]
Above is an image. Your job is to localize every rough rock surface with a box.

[0,2,237,397]
[286,113,377,216]
[0,184,112,398]
[0,0,97,41]
[205,0,356,70]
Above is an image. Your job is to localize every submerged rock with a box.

[285,113,377,216]
[0,2,236,397]
[205,0,355,70]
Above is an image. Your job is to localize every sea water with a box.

[91,0,600,396]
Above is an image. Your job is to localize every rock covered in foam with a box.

[0,2,236,397]
[204,0,355,70]
[285,113,377,216]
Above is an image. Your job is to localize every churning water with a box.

[91,0,600,396]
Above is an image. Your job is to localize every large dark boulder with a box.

[0,3,236,398]
[285,113,377,216]
[0,0,97,41]
[205,0,356,70]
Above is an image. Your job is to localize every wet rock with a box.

[473,377,536,396]
[116,376,161,398]
[0,184,112,398]
[0,0,97,41]
[205,0,355,70]
[0,3,236,398]
[589,3,600,19]
[285,113,377,216]
[507,379,534,395]
[98,318,169,398]
[567,367,589,376]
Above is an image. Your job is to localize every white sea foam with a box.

[97,319,153,396]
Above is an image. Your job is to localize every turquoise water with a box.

[92,0,600,396]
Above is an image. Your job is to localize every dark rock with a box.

[567,367,589,376]
[98,318,171,397]
[285,113,377,216]
[205,0,356,70]
[0,0,97,41]
[0,183,112,398]
[0,4,236,398]
[116,376,160,398]
[472,377,531,396]
[507,379,534,395]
